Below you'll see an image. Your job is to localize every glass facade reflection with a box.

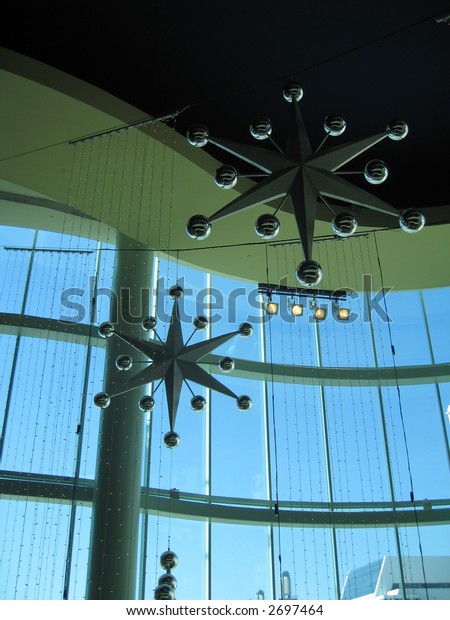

[0,223,449,600]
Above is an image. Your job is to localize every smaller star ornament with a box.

[186,83,425,286]
[94,285,253,447]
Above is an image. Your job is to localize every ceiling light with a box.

[332,301,350,321]
[310,297,327,321]
[337,307,350,321]
[289,302,303,317]
[266,301,279,315]
[314,307,327,321]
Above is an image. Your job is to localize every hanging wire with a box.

[264,243,284,597]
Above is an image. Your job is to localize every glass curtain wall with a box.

[0,225,449,600]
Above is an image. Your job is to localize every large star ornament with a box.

[186,83,424,285]
[94,289,252,445]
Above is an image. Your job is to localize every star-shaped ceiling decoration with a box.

[185,83,425,286]
[94,286,253,447]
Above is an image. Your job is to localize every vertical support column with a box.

[86,233,152,600]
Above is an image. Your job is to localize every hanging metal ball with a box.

[190,395,206,411]
[187,124,209,147]
[332,212,358,238]
[163,431,180,449]
[186,214,212,240]
[115,354,133,371]
[158,573,178,590]
[239,322,253,337]
[169,284,184,299]
[94,392,110,409]
[142,316,157,331]
[283,83,303,103]
[399,208,425,233]
[255,213,280,239]
[160,550,179,570]
[364,160,389,184]
[296,260,323,287]
[193,315,208,330]
[154,584,175,600]
[139,395,155,412]
[219,356,235,373]
[237,395,252,411]
[214,164,238,189]
[387,119,408,141]
[250,118,272,140]
[324,114,346,136]
[98,322,114,338]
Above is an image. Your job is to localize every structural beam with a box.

[1,313,449,388]
[2,471,449,529]
[86,233,151,600]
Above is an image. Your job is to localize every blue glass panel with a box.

[0,499,70,599]
[25,231,98,323]
[421,288,450,364]
[211,522,272,599]
[1,337,86,476]
[337,528,397,599]
[371,290,432,366]
[211,375,267,499]
[268,383,327,503]
[324,386,391,502]
[382,384,450,500]
[274,526,336,599]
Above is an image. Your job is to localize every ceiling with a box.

[1,1,450,291]
[3,1,450,208]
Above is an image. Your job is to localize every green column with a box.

[87,233,152,599]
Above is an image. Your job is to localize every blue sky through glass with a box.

[0,226,449,600]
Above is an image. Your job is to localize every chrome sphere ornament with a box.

[332,212,358,238]
[324,114,346,136]
[387,119,408,141]
[364,160,389,184]
[142,316,157,331]
[186,214,212,240]
[98,322,114,338]
[214,164,238,189]
[139,395,155,412]
[255,213,280,239]
[160,550,179,570]
[187,124,209,147]
[164,431,180,449]
[94,392,110,409]
[296,260,323,287]
[237,395,252,411]
[399,208,425,233]
[250,118,272,140]
[193,315,208,330]
[283,82,303,103]
[190,395,206,411]
[239,322,253,337]
[158,573,178,590]
[219,356,235,373]
[169,284,184,299]
[115,354,133,371]
[154,584,175,600]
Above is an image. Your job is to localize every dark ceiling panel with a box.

[2,0,449,208]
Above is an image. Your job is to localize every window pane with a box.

[211,522,272,599]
